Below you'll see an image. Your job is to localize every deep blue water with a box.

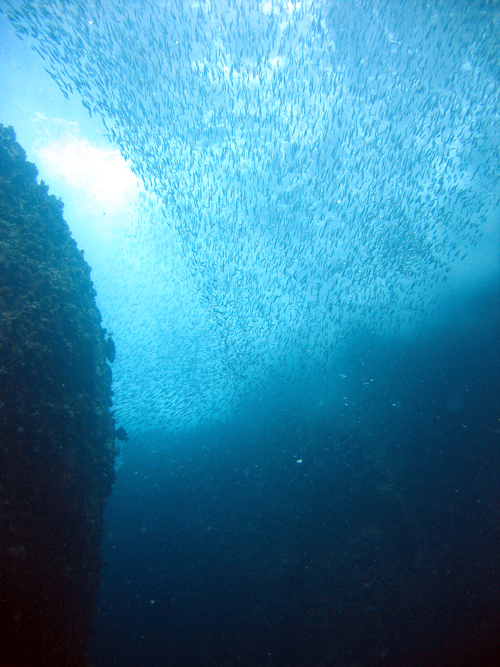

[1,1,499,664]
[91,284,499,667]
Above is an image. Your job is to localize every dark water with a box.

[2,1,498,664]
[91,284,499,667]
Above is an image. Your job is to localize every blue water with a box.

[89,289,500,666]
[1,0,499,664]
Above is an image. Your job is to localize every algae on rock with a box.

[0,124,116,667]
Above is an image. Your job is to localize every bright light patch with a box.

[28,116,144,247]
[36,138,140,213]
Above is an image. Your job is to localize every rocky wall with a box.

[0,125,116,667]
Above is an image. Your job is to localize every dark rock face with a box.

[0,125,116,667]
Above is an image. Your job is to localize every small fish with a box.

[114,427,129,442]
[105,333,116,363]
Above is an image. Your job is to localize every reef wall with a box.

[0,125,116,667]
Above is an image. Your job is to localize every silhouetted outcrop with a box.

[0,125,116,667]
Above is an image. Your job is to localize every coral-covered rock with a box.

[0,124,116,667]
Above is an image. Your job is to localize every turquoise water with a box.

[1,1,499,664]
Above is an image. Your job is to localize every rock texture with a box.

[0,125,116,667]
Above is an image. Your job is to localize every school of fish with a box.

[4,0,499,435]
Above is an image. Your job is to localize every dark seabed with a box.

[91,284,499,667]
